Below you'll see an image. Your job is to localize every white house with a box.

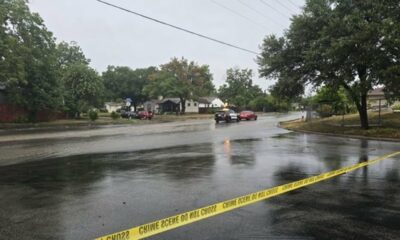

[198,97,224,108]
[185,99,199,113]
[104,102,122,113]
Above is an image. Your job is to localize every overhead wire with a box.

[209,0,270,31]
[275,1,298,15]
[287,0,302,9]
[236,0,286,28]
[96,0,258,55]
[259,0,291,19]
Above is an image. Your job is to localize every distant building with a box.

[104,102,122,113]
[367,88,387,108]
[157,98,199,113]
[143,99,162,113]
[367,87,400,110]
[198,97,224,113]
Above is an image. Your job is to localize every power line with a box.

[210,0,270,31]
[287,0,302,9]
[96,0,258,55]
[236,0,286,28]
[259,0,291,19]
[276,1,297,15]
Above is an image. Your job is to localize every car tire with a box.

[216,119,219,123]
[255,116,257,120]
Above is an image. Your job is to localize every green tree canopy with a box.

[258,0,400,129]
[102,66,157,108]
[145,57,215,113]
[218,68,264,108]
[0,0,62,120]
[62,64,104,117]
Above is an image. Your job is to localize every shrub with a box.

[110,111,120,120]
[88,109,99,121]
[392,104,400,111]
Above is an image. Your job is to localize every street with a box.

[0,113,399,240]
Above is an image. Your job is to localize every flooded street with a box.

[0,113,399,240]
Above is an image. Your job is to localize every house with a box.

[185,99,199,113]
[143,99,162,113]
[367,87,400,109]
[104,102,122,113]
[160,98,181,113]
[198,97,224,113]
[367,88,387,108]
[158,98,199,113]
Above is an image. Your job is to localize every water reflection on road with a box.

[0,113,399,240]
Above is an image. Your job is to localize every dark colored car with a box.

[120,110,137,119]
[239,111,257,121]
[137,111,153,120]
[215,109,240,123]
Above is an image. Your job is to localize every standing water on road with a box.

[0,113,399,240]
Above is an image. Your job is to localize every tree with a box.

[62,64,104,117]
[145,57,215,113]
[103,66,157,109]
[0,0,62,120]
[258,0,400,129]
[218,68,264,108]
[56,41,90,70]
[312,85,354,117]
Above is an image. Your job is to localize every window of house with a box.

[187,102,191,107]
[194,103,197,106]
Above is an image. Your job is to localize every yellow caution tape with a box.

[95,151,400,240]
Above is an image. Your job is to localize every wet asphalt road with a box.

[0,113,399,240]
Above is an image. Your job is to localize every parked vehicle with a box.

[137,110,153,120]
[215,109,240,123]
[120,110,137,119]
[239,111,257,121]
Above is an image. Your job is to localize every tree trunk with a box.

[180,98,186,114]
[340,80,369,130]
[358,94,369,129]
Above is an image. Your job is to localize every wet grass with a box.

[0,113,214,130]
[280,112,400,140]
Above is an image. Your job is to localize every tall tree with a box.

[102,66,157,109]
[0,0,62,120]
[62,64,104,117]
[258,0,400,129]
[145,57,215,113]
[218,68,264,108]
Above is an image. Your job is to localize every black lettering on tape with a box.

[201,205,217,216]
[161,216,179,228]
[189,210,200,219]
[223,199,237,209]
[139,222,160,235]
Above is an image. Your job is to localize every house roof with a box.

[162,98,181,104]
[198,97,219,104]
[368,87,385,99]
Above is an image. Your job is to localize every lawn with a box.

[281,111,400,140]
[0,113,214,130]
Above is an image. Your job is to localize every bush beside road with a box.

[280,112,400,141]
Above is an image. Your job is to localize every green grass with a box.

[0,113,214,130]
[281,112,400,140]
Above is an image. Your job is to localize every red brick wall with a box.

[0,104,26,122]
[0,103,66,122]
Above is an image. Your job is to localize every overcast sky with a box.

[28,0,305,91]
